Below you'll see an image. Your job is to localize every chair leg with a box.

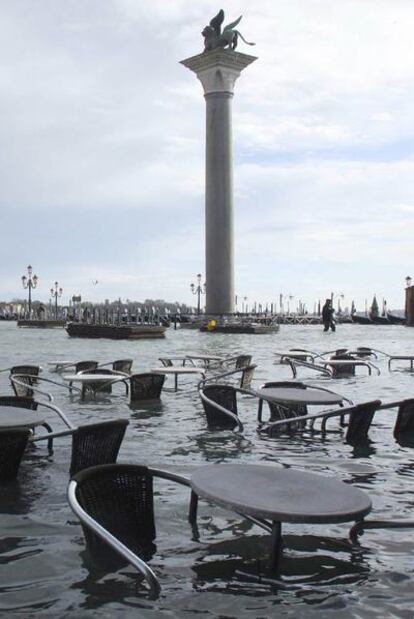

[189,491,198,524]
[41,422,54,454]
[269,521,283,571]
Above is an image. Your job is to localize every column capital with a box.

[180,49,257,95]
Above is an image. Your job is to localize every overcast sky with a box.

[1,0,413,312]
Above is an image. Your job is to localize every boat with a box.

[66,322,166,339]
[387,312,406,325]
[372,315,391,325]
[17,319,66,328]
[351,314,374,325]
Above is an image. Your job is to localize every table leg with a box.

[269,521,283,571]
[174,374,178,392]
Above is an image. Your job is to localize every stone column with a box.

[181,49,257,315]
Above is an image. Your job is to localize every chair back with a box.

[72,463,156,568]
[259,381,307,423]
[239,364,256,389]
[112,359,133,374]
[394,399,414,444]
[201,384,238,429]
[0,428,31,480]
[81,368,116,396]
[235,354,252,369]
[10,366,40,397]
[330,354,356,377]
[75,361,99,374]
[345,400,381,443]
[70,419,129,476]
[129,373,165,401]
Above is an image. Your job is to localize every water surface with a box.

[0,322,413,618]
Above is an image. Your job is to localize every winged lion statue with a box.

[202,9,255,52]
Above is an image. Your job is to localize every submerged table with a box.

[254,386,343,406]
[151,367,206,392]
[185,354,224,368]
[61,373,127,397]
[189,464,372,570]
[0,406,46,429]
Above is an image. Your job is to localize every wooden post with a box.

[406,286,414,326]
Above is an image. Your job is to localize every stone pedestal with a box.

[181,49,257,314]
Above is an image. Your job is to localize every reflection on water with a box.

[1,322,414,616]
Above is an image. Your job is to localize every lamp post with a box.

[21,265,38,318]
[50,281,63,319]
[405,275,412,320]
[190,274,206,315]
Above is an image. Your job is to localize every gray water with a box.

[0,321,414,618]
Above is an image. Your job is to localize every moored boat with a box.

[66,322,166,339]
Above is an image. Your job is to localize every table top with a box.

[276,352,314,359]
[190,464,372,524]
[388,355,414,360]
[62,373,124,382]
[186,354,223,361]
[0,406,45,429]
[254,386,343,405]
[321,359,369,366]
[151,367,206,375]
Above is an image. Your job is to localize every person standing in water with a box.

[322,298,336,332]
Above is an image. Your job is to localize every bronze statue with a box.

[202,9,255,52]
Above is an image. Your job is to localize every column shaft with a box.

[205,92,234,314]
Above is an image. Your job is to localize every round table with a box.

[0,406,45,429]
[190,464,371,569]
[254,386,343,406]
[151,367,206,391]
[186,354,224,367]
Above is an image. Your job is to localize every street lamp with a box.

[190,273,206,315]
[21,265,38,318]
[50,281,63,319]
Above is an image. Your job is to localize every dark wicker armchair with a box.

[75,361,99,373]
[112,359,133,374]
[67,463,191,598]
[129,373,165,401]
[260,400,381,443]
[10,365,40,398]
[0,428,31,481]
[199,384,243,431]
[32,419,129,474]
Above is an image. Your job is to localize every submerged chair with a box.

[199,384,245,431]
[257,381,308,424]
[32,419,129,473]
[0,428,31,481]
[128,373,165,401]
[80,369,120,398]
[10,365,40,398]
[202,365,257,390]
[75,361,99,374]
[67,463,191,598]
[259,400,382,443]
[112,359,133,374]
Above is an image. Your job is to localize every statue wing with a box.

[209,9,225,35]
[223,15,242,33]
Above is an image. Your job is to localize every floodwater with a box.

[0,321,414,618]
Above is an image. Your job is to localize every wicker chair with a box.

[328,353,357,377]
[199,384,243,431]
[80,369,118,397]
[67,463,191,598]
[260,400,381,443]
[32,419,129,475]
[0,428,31,481]
[0,396,37,410]
[75,361,99,374]
[129,373,165,401]
[10,365,40,398]
[112,359,133,374]
[257,382,308,424]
